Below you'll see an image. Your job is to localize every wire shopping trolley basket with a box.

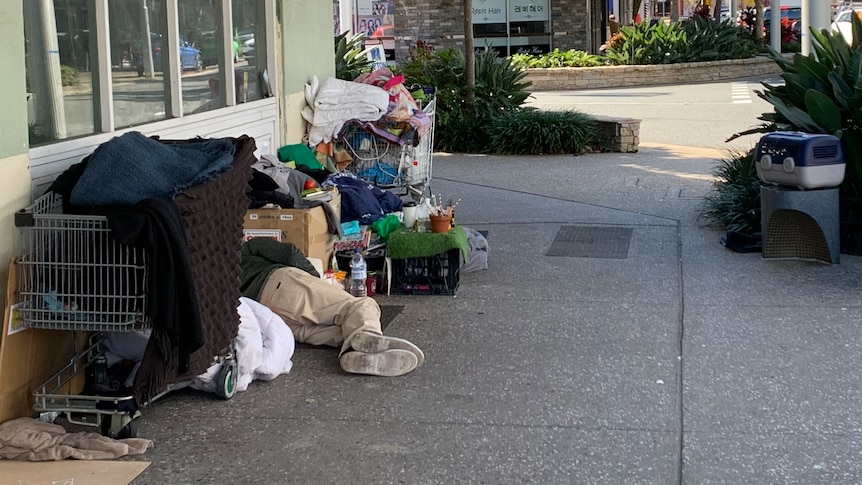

[339,90,436,199]
[14,192,150,437]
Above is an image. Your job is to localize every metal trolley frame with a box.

[339,93,436,199]
[15,192,235,438]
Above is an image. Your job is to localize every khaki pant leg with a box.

[258,267,382,354]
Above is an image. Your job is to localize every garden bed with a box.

[523,56,782,91]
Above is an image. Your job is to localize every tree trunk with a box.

[712,0,723,21]
[755,0,764,41]
[463,0,475,106]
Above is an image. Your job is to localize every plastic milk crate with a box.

[390,248,461,296]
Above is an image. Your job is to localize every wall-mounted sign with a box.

[472,0,507,24]
[509,0,550,22]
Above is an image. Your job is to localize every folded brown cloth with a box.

[0,418,153,461]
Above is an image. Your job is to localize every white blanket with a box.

[193,297,295,393]
[302,75,389,146]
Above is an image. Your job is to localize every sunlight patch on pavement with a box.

[639,142,726,160]
[620,163,717,182]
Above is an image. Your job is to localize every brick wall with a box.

[522,56,783,91]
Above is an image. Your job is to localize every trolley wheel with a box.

[101,416,137,439]
[215,359,237,400]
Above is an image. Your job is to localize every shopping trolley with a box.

[14,192,236,438]
[339,91,436,199]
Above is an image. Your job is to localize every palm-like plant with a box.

[335,32,372,81]
[746,15,862,252]
[757,16,862,196]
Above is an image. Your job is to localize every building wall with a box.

[0,0,34,315]
[551,0,592,52]
[280,0,336,143]
[393,0,463,63]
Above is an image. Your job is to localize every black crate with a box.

[390,248,460,296]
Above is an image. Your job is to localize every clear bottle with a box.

[349,249,367,297]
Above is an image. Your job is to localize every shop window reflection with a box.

[24,0,96,146]
[110,0,169,129]
[178,0,224,114]
[232,0,264,103]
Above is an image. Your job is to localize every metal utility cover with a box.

[546,225,633,259]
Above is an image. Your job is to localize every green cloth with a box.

[277,143,322,170]
[240,238,319,300]
[386,226,468,260]
[371,214,402,239]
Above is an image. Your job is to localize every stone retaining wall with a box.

[523,56,782,91]
[593,115,641,153]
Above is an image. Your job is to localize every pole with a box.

[141,0,155,78]
[770,0,781,52]
[38,0,67,139]
[464,0,475,106]
[801,0,810,55]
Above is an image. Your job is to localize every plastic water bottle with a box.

[349,249,367,297]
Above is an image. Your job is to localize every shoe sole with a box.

[340,349,418,377]
[350,332,425,367]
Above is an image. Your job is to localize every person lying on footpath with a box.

[239,237,424,376]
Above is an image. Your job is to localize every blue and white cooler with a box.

[755,131,845,189]
[756,132,844,264]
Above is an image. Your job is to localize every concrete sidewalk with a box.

[125,141,862,484]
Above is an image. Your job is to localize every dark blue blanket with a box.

[70,131,236,206]
[327,172,403,224]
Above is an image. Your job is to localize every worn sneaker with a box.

[339,349,418,377]
[350,331,425,367]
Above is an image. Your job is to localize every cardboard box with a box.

[0,259,87,424]
[243,190,341,263]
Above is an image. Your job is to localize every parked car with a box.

[133,34,203,76]
[235,27,255,46]
[763,6,802,38]
[240,37,255,60]
[832,9,862,44]
[199,30,240,66]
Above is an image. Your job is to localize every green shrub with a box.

[473,48,532,113]
[401,46,532,152]
[335,32,372,81]
[510,49,605,69]
[435,108,491,154]
[605,21,691,65]
[754,16,862,197]
[681,17,758,60]
[488,109,597,155]
[60,65,79,87]
[701,148,762,235]
[752,17,862,252]
[605,18,757,65]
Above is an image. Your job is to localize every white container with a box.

[755,132,845,190]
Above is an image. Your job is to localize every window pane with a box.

[178,0,223,114]
[233,0,264,103]
[110,0,169,129]
[24,0,96,146]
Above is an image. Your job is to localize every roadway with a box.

[524,74,784,154]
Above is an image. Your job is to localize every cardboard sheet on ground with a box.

[0,459,149,485]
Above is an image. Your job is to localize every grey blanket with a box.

[70,131,235,206]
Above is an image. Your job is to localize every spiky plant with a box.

[702,148,762,235]
[335,32,372,81]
